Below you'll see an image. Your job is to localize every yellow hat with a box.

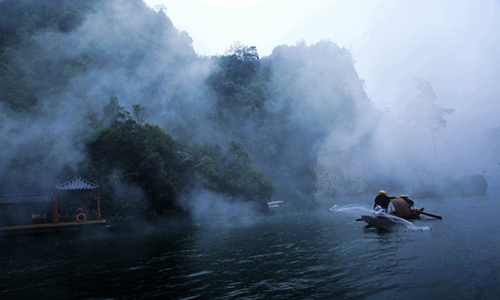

[378,190,387,195]
[400,195,408,198]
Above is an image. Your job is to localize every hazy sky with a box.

[142,0,499,127]
[143,0,390,56]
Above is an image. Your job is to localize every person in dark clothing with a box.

[400,195,414,208]
[373,190,395,211]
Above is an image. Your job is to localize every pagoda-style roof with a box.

[56,176,100,191]
[0,176,99,204]
[0,193,55,204]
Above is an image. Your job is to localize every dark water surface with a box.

[1,193,499,299]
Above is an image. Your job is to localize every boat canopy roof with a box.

[56,176,99,191]
[0,176,99,204]
[0,193,55,204]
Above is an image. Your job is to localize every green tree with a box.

[191,141,274,210]
[102,96,128,127]
[0,0,101,111]
[86,98,273,218]
[132,104,148,124]
[87,98,190,219]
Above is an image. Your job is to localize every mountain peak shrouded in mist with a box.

[264,41,378,198]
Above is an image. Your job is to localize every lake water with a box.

[1,191,499,300]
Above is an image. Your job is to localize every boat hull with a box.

[361,209,422,229]
[0,220,107,235]
[361,215,399,229]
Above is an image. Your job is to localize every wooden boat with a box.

[360,213,399,229]
[360,198,423,229]
[387,198,423,219]
[360,198,441,229]
[267,200,284,208]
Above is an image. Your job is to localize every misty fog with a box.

[1,0,498,222]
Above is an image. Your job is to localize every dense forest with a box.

[0,0,378,220]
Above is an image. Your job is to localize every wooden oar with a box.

[356,218,363,221]
[420,211,442,219]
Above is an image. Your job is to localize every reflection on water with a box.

[1,195,500,299]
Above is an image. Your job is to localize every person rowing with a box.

[400,195,414,208]
[373,190,395,212]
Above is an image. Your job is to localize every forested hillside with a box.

[0,0,378,219]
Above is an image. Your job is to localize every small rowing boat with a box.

[359,198,441,229]
[267,200,284,208]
